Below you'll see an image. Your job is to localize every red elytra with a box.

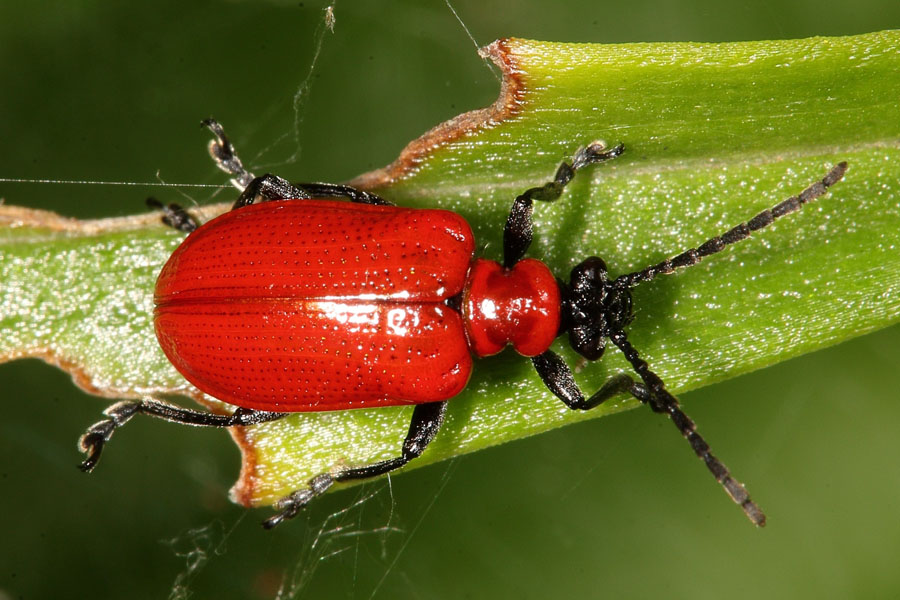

[154,199,560,412]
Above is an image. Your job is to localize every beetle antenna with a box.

[609,329,767,526]
[615,162,847,289]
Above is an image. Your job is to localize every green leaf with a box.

[1,31,897,508]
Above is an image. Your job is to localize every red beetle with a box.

[80,120,846,528]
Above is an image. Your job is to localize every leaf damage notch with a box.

[349,39,527,190]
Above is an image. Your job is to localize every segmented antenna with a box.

[610,330,767,526]
[609,161,847,526]
[615,162,848,289]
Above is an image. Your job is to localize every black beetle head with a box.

[560,256,634,361]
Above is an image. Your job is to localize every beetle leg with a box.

[262,400,448,529]
[503,141,624,269]
[531,344,766,527]
[146,197,200,233]
[78,399,286,472]
[203,118,391,207]
[203,118,256,191]
[531,351,640,410]
[232,174,313,209]
[291,182,392,206]
[233,177,391,211]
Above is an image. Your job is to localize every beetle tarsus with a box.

[203,118,255,190]
[78,400,142,472]
[146,197,200,233]
[263,473,336,529]
[78,432,107,472]
[574,140,625,169]
[503,141,625,268]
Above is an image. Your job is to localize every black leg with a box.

[532,350,645,410]
[262,400,448,529]
[532,345,766,527]
[146,197,200,233]
[78,399,287,472]
[234,178,391,209]
[232,173,313,209]
[203,119,390,207]
[503,142,624,268]
[292,182,392,206]
[147,119,262,231]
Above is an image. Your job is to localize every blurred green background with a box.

[1,1,899,599]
